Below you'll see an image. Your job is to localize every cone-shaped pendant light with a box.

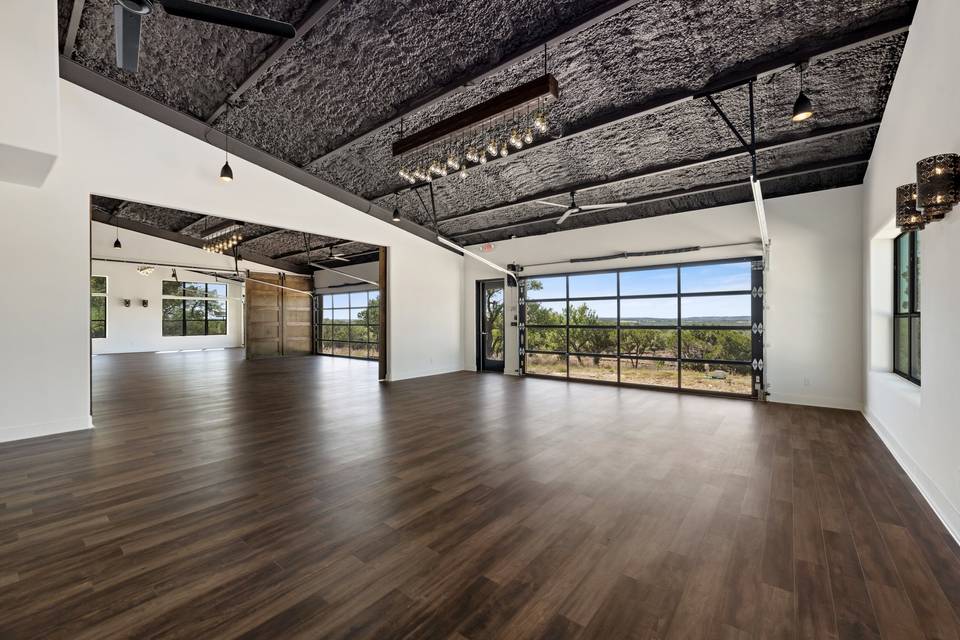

[791,65,813,123]
[220,133,233,182]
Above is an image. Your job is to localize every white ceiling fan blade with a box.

[579,202,628,210]
[534,200,569,209]
[555,207,578,225]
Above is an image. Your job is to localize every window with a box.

[894,231,920,384]
[320,289,379,360]
[521,259,761,397]
[161,281,228,337]
[91,276,107,339]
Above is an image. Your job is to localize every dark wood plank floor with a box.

[1,350,959,639]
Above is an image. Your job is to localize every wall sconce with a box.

[896,183,924,231]
[122,299,131,307]
[917,153,959,223]
[141,299,149,308]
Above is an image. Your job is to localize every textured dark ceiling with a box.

[63,0,914,256]
[91,196,380,268]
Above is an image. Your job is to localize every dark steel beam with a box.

[204,0,339,124]
[449,155,871,239]
[62,0,86,57]
[60,58,457,256]
[271,239,353,261]
[311,0,649,164]
[364,15,912,198]
[91,208,312,274]
[430,119,880,225]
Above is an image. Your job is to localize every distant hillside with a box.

[605,317,751,326]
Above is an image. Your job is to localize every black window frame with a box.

[319,289,380,361]
[520,257,763,399]
[893,231,921,385]
[161,281,228,337]
[91,275,107,339]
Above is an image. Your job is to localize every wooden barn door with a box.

[281,275,313,356]
[245,273,314,359]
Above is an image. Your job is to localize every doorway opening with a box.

[477,279,505,373]
[88,195,388,422]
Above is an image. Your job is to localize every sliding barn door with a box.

[245,273,314,359]
[246,273,282,358]
[282,275,313,356]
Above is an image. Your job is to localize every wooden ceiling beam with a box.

[308,0,650,165]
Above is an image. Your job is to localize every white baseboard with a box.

[0,415,93,444]
[863,409,960,545]
[767,392,862,411]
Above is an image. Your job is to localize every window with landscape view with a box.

[521,259,760,396]
[320,290,380,360]
[91,276,107,339]
[894,231,920,384]
[161,281,228,337]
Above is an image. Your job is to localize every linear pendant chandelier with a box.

[393,74,559,186]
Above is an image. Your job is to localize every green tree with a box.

[621,329,674,368]
[568,303,615,365]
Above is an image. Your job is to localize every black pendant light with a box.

[791,64,813,123]
[113,223,122,249]
[220,133,233,182]
[392,193,401,222]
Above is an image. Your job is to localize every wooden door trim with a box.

[379,247,387,381]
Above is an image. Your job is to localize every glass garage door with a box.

[519,258,763,398]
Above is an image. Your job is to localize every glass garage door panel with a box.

[681,295,751,326]
[681,262,751,293]
[619,298,676,326]
[620,268,676,296]
[526,276,566,300]
[569,272,616,298]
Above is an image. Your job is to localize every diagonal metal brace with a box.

[705,94,751,153]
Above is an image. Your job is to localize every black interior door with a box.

[478,280,505,372]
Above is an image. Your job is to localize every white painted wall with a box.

[90,260,243,354]
[0,75,463,442]
[463,186,864,410]
[0,0,60,186]
[861,0,960,541]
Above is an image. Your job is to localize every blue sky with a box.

[527,262,752,319]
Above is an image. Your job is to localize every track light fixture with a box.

[220,134,233,182]
[791,63,813,123]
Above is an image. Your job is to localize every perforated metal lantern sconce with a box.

[896,183,924,232]
[916,153,959,222]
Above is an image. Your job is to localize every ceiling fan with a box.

[113,0,297,73]
[322,248,350,262]
[534,191,628,226]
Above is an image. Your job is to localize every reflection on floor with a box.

[0,350,958,638]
